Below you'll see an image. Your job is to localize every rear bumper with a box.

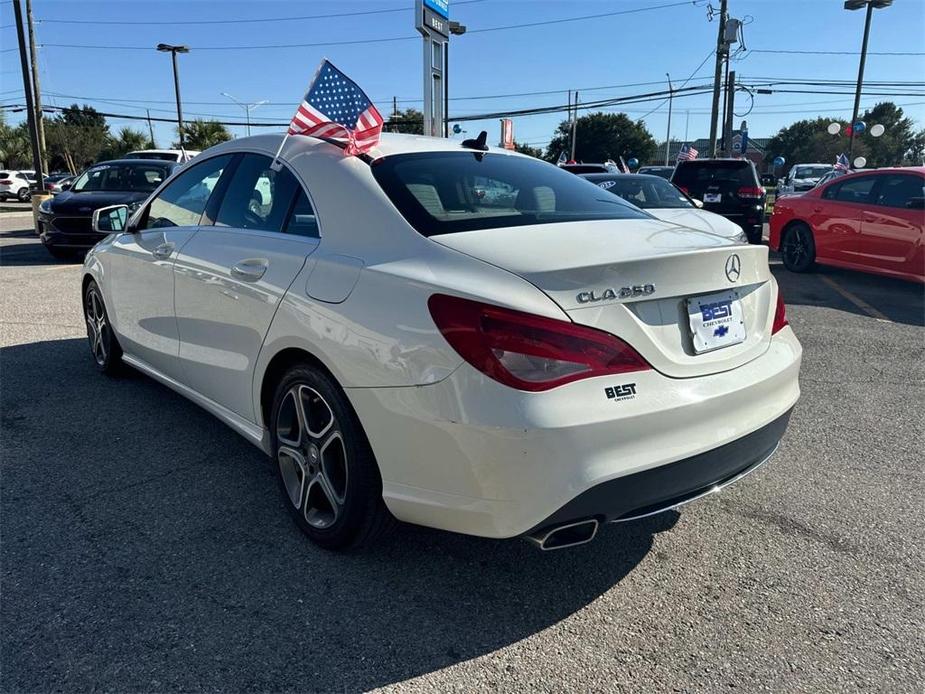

[347,327,802,539]
[526,409,790,535]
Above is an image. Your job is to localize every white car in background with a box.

[778,163,833,195]
[0,170,36,201]
[82,133,801,551]
[583,172,748,242]
[124,149,201,163]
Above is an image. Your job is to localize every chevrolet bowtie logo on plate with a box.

[725,254,742,282]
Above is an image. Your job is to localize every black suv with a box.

[671,159,766,244]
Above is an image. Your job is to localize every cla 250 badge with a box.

[605,383,637,401]
[577,284,655,304]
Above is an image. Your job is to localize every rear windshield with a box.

[372,152,648,236]
[0,172,9,178]
[672,161,756,187]
[793,165,831,179]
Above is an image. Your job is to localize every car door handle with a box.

[153,242,174,260]
[230,259,268,282]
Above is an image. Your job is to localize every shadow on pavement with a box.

[1,337,673,692]
[0,229,82,267]
[770,253,924,327]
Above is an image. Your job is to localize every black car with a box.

[671,159,766,244]
[37,159,176,259]
[637,165,675,180]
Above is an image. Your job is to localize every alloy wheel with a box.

[85,287,109,367]
[276,385,349,530]
[783,227,808,268]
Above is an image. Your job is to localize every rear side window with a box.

[874,174,924,209]
[825,175,878,204]
[214,154,302,233]
[284,190,320,238]
[372,152,646,236]
[672,161,757,187]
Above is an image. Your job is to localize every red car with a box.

[770,167,924,283]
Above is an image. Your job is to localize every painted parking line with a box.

[818,275,891,322]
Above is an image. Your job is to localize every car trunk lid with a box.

[432,219,775,378]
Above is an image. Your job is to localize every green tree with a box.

[544,112,657,165]
[43,104,111,171]
[858,102,921,166]
[387,107,424,135]
[763,117,858,169]
[513,141,544,158]
[99,128,151,161]
[175,119,232,150]
[0,112,32,169]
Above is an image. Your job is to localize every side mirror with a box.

[92,204,129,233]
[692,198,704,209]
[906,197,924,210]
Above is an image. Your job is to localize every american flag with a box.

[677,143,698,162]
[834,153,850,172]
[288,60,383,155]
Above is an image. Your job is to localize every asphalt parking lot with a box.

[2,213,923,692]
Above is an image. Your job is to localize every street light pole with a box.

[220,93,269,137]
[157,43,189,149]
[664,73,673,166]
[844,0,892,160]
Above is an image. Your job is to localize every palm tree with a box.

[176,120,232,150]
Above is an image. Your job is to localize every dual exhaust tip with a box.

[524,518,599,551]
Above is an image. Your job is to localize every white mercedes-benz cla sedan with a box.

[82,133,801,550]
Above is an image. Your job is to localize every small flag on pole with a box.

[619,156,631,174]
[677,143,698,162]
[557,151,567,166]
[834,153,850,171]
[287,59,383,156]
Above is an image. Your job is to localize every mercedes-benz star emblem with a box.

[725,254,741,282]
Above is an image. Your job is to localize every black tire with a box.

[781,222,816,273]
[17,187,30,202]
[270,364,396,550]
[745,225,763,245]
[83,280,123,374]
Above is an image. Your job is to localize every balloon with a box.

[854,156,867,168]
[773,156,785,166]
[827,122,841,135]
[870,123,885,137]
[853,121,866,133]
[844,125,853,136]
[628,157,639,169]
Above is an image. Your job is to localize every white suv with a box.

[0,170,36,202]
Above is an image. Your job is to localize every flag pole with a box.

[271,58,328,171]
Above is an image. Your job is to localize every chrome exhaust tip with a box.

[524,518,599,551]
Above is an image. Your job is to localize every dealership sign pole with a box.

[416,0,450,137]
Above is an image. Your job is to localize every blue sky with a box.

[2,0,923,153]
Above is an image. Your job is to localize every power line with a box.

[37,1,701,51]
[34,0,486,25]
[635,49,716,121]
[749,48,925,56]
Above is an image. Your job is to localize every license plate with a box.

[704,192,722,203]
[687,290,746,353]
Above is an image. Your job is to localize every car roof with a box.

[580,173,665,182]
[203,132,529,162]
[89,159,177,167]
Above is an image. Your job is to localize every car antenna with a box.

[461,130,489,152]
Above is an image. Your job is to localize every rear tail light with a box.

[428,294,651,391]
[0,179,12,185]
[772,289,789,334]
[738,186,765,199]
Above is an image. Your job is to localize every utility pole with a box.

[25,0,46,178]
[708,0,728,158]
[722,71,736,157]
[157,43,189,149]
[845,0,892,160]
[12,0,43,186]
[146,109,156,147]
[392,96,399,132]
[664,73,673,166]
[570,91,579,161]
